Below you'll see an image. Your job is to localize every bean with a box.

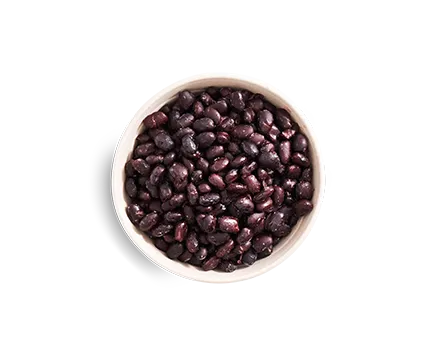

[227,183,248,194]
[231,91,245,110]
[169,163,189,190]
[228,142,240,155]
[293,133,308,153]
[256,198,274,213]
[159,183,172,202]
[218,261,237,272]
[294,200,313,216]
[195,247,208,261]
[242,250,257,266]
[301,168,313,182]
[208,174,226,190]
[152,224,174,238]
[241,161,258,177]
[258,110,274,134]
[199,92,215,106]
[218,216,239,233]
[145,155,164,165]
[219,117,235,132]
[267,125,280,142]
[225,169,239,184]
[125,178,137,198]
[137,190,151,202]
[182,157,195,174]
[206,145,224,160]
[181,134,198,156]
[178,90,195,110]
[166,243,184,259]
[210,157,229,172]
[164,211,184,223]
[139,212,160,232]
[154,132,175,151]
[234,195,255,214]
[196,158,210,175]
[198,183,212,193]
[173,126,195,140]
[216,239,235,258]
[154,238,169,252]
[286,165,302,179]
[197,214,216,233]
[252,234,273,253]
[206,232,231,245]
[174,222,188,242]
[258,246,273,259]
[242,108,256,123]
[126,204,145,224]
[186,232,199,253]
[193,118,215,132]
[232,125,254,139]
[199,193,221,206]
[132,159,151,175]
[281,129,296,140]
[247,98,264,111]
[237,227,254,245]
[258,151,281,169]
[183,205,195,224]
[279,141,291,164]
[273,185,285,205]
[243,175,261,194]
[134,143,155,158]
[241,141,259,158]
[163,151,177,166]
[187,183,199,205]
[231,155,248,168]
[149,200,162,213]
[202,256,221,271]
[150,165,166,185]
[282,178,297,192]
[172,113,195,130]
[211,100,228,114]
[204,106,221,124]
[193,101,204,117]
[195,132,216,149]
[216,131,230,144]
[248,132,265,146]
[275,108,293,130]
[296,181,314,200]
[143,111,168,129]
[291,152,310,167]
[191,170,203,185]
[136,133,151,145]
[178,250,193,263]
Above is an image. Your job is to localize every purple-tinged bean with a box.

[282,178,297,192]
[150,165,166,185]
[216,239,235,258]
[195,247,208,261]
[186,232,199,253]
[234,195,255,214]
[126,204,145,224]
[159,183,172,202]
[218,261,237,272]
[258,151,281,169]
[166,242,184,259]
[218,216,239,233]
[202,256,221,271]
[178,250,192,262]
[152,224,174,238]
[204,106,221,124]
[231,155,248,168]
[134,143,155,158]
[225,169,239,184]
[146,155,164,165]
[286,165,302,179]
[193,101,204,117]
[279,141,291,164]
[273,185,285,205]
[181,134,198,157]
[267,125,280,142]
[196,158,209,174]
[242,249,257,266]
[216,132,230,144]
[173,126,195,140]
[193,118,215,132]
[163,234,174,243]
[237,227,254,245]
[210,157,229,172]
[199,193,221,206]
[137,190,151,202]
[139,212,160,232]
[190,170,203,185]
[206,145,224,160]
[252,234,273,253]
[198,183,211,193]
[232,125,254,139]
[182,157,195,174]
[296,181,314,200]
[281,129,296,140]
[256,198,274,213]
[163,151,177,166]
[301,168,313,182]
[187,183,198,205]
[275,108,293,130]
[125,178,137,198]
[178,90,195,110]
[219,117,235,132]
[208,173,226,190]
[241,161,258,177]
[199,92,215,106]
[197,214,216,233]
[154,238,169,252]
[227,183,248,194]
[174,222,188,242]
[206,232,230,246]
[154,132,175,151]
[195,132,216,149]
[241,141,259,158]
[258,110,274,134]
[143,111,168,129]
[294,200,313,216]
[169,162,189,190]
[243,175,261,194]
[132,159,151,175]
[164,211,183,223]
[231,91,245,110]
[227,142,240,155]
[211,100,228,114]
[242,107,256,123]
[258,246,273,259]
[291,152,310,167]
[183,205,195,224]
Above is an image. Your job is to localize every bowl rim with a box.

[111,73,325,283]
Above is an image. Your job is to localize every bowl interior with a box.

[112,75,322,283]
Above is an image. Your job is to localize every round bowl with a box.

[111,74,324,283]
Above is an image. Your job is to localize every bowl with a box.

[111,74,324,283]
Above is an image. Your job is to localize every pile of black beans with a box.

[124,87,314,272]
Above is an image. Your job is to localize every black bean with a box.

[294,199,313,216]
[150,165,166,185]
[248,132,265,146]
[219,117,235,132]
[137,190,151,202]
[208,173,226,190]
[211,100,228,114]
[193,101,204,117]
[202,256,221,271]
[136,133,151,145]
[126,204,145,224]
[178,90,195,110]
[282,178,297,192]
[247,213,266,233]
[193,118,215,132]
[167,243,184,259]
[256,198,274,213]
[191,170,203,185]
[186,232,199,253]
[227,183,248,194]
[291,152,310,167]
[206,232,230,246]
[216,132,230,144]
[154,238,169,252]
[218,261,237,272]
[164,211,184,223]
[279,141,291,164]
[196,158,210,175]
[234,195,255,214]
[199,92,215,106]
[241,141,259,158]
[149,200,162,213]
[301,168,313,182]
[258,151,281,169]
[206,145,224,160]
[145,155,164,165]
[296,181,314,200]
[125,178,137,198]
[181,134,198,157]
[242,249,257,266]
[225,169,239,184]
[198,183,212,193]
[173,126,195,140]
[174,222,188,242]
[281,129,296,140]
[257,110,274,134]
[252,234,273,253]
[169,162,189,191]
[199,193,221,206]
[231,91,245,110]
[218,216,239,233]
[187,183,199,205]
[210,157,229,172]
[242,108,256,123]
[139,212,160,232]
[275,108,293,130]
[273,185,285,205]
[154,132,175,151]
[163,234,174,243]
[132,159,151,175]
[163,151,177,166]
[183,205,195,224]
[216,239,235,258]
[247,98,264,111]
[159,183,172,202]
[243,175,261,194]
[231,155,248,168]
[195,247,208,261]
[228,142,240,155]
[178,250,193,262]
[237,227,254,245]
[232,125,254,139]
[241,161,258,177]
[143,111,168,129]
[204,106,221,124]
[152,224,174,238]
[134,143,155,158]
[212,203,227,216]
[286,165,302,179]
[195,132,216,149]
[258,246,273,259]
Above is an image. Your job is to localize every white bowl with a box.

[112,74,324,283]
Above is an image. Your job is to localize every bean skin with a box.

[197,214,216,233]
[198,183,212,193]
[210,157,229,172]
[292,133,308,152]
[150,165,166,186]
[208,173,226,190]
[143,111,168,129]
[275,108,293,130]
[219,117,235,132]
[193,101,204,117]
[152,224,174,238]
[252,234,273,253]
[216,132,230,144]
[204,106,221,124]
[159,183,172,202]
[291,152,310,167]
[211,100,228,114]
[237,227,254,245]
[154,132,175,151]
[296,181,314,200]
[127,204,145,224]
[258,110,274,134]
[206,145,224,160]
[187,183,199,205]
[178,250,193,263]
[253,186,274,203]
[241,161,258,177]
[199,193,221,206]
[178,90,195,110]
[218,261,237,272]
[241,141,259,158]
[231,155,248,168]
[132,159,151,176]
[154,238,169,252]
[242,108,256,123]
[186,232,199,253]
[301,168,313,182]
[256,198,274,213]
[231,91,245,110]
[218,216,240,233]
[282,178,297,192]
[258,151,281,169]
[243,175,261,194]
[279,141,291,164]
[281,129,296,140]
[195,247,208,261]
[242,250,257,266]
[227,183,248,194]
[199,92,215,106]
[273,185,285,205]
[202,256,221,271]
[164,211,184,223]
[286,165,302,179]
[193,118,215,132]
[196,132,216,149]
[196,158,210,175]
[174,222,188,242]
[225,169,239,184]
[164,151,177,166]
[134,143,155,158]
[139,212,160,232]
[232,125,254,139]
[216,239,235,258]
